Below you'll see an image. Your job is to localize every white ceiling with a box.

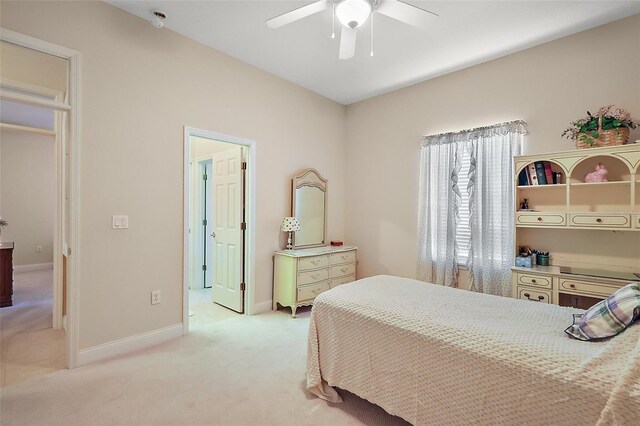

[106,1,640,105]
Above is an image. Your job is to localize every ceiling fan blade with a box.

[376,0,438,30]
[339,26,357,60]
[267,0,329,29]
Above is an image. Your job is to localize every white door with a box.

[211,146,244,312]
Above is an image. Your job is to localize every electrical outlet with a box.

[151,290,161,305]
[36,245,43,253]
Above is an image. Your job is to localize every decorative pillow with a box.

[565,282,640,341]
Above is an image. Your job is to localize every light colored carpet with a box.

[1,289,408,425]
[0,269,65,388]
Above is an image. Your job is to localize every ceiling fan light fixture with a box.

[336,0,372,29]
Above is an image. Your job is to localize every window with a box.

[456,149,471,265]
[417,120,526,293]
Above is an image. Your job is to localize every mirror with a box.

[292,169,327,249]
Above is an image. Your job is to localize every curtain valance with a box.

[420,120,528,146]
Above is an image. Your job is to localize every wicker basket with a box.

[575,113,630,149]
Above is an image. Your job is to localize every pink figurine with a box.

[584,162,608,183]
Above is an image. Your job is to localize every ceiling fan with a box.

[266,0,438,60]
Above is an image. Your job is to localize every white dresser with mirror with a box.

[273,168,358,317]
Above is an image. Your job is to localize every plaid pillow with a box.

[565,282,640,341]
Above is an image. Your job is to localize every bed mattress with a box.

[306,275,640,425]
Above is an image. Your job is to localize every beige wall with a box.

[345,15,640,288]
[1,1,347,349]
[0,129,55,266]
[0,40,68,93]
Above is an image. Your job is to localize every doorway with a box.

[183,127,256,333]
[0,30,80,372]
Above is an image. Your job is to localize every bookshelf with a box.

[511,143,640,308]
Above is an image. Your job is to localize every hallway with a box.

[0,269,65,387]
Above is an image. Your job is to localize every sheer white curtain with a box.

[417,139,464,287]
[418,121,527,294]
[467,122,526,295]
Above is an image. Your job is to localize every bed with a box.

[306,275,640,425]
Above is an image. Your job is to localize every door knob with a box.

[211,232,216,238]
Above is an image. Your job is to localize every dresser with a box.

[273,246,357,317]
[0,242,15,308]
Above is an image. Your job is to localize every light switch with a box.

[112,215,129,229]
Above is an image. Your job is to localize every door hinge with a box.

[203,173,208,181]
[241,222,246,231]
[202,219,207,226]
[240,282,246,291]
[241,162,247,170]
[202,264,207,271]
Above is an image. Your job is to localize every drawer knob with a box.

[531,279,537,284]
[524,293,530,298]
[311,274,320,280]
[570,284,575,289]
[538,295,544,301]
[537,217,543,221]
[596,218,602,223]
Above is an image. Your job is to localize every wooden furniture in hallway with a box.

[0,242,15,307]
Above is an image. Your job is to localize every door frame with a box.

[183,127,256,333]
[191,156,213,290]
[0,28,82,368]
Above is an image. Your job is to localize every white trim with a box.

[1,77,64,100]
[183,127,257,335]
[0,122,56,136]
[13,263,54,272]
[0,27,82,369]
[77,324,183,366]
[0,90,71,111]
[253,300,273,314]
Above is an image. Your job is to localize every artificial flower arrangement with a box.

[562,105,638,148]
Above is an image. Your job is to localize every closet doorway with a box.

[183,128,256,332]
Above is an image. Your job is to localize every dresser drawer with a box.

[297,255,329,271]
[569,213,630,228]
[516,273,551,289]
[558,278,621,298]
[297,268,329,286]
[330,274,356,289]
[330,250,356,265]
[517,287,551,304]
[298,282,330,301]
[329,263,356,278]
[516,212,566,226]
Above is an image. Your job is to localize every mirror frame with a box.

[291,168,327,249]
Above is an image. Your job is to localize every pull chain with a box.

[370,13,374,56]
[331,1,336,39]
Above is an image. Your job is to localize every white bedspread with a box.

[306,275,640,425]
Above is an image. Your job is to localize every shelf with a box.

[570,181,631,187]
[516,184,566,189]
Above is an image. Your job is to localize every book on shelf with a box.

[527,163,538,185]
[543,162,554,184]
[518,169,529,186]
[534,161,547,185]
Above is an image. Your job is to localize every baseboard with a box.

[77,323,183,366]
[252,300,273,315]
[14,263,53,272]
